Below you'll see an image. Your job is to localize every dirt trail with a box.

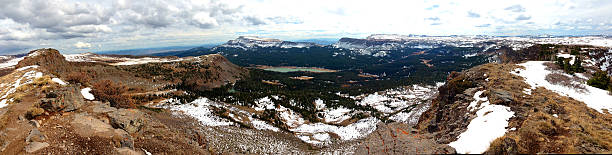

[354,123,455,154]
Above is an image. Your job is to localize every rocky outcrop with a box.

[108,109,147,134]
[418,63,612,153]
[15,49,71,74]
[355,123,455,154]
[39,86,85,112]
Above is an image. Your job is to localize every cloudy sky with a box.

[1,0,611,54]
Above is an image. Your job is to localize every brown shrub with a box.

[545,73,586,91]
[65,71,92,85]
[485,136,518,155]
[91,80,134,108]
[26,107,45,119]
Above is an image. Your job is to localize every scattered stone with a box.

[29,120,40,128]
[116,147,143,155]
[108,109,147,134]
[26,128,46,143]
[25,142,49,153]
[92,101,117,113]
[491,89,514,105]
[113,129,134,149]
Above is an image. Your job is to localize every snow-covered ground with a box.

[51,78,67,85]
[63,53,186,65]
[0,57,24,69]
[163,98,234,126]
[512,61,612,113]
[449,90,515,154]
[0,68,43,108]
[556,53,576,64]
[291,117,380,145]
[355,83,443,116]
[80,88,95,100]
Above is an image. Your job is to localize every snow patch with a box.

[291,117,379,144]
[512,61,612,113]
[250,118,280,132]
[449,90,515,154]
[320,107,352,124]
[0,57,24,69]
[253,97,275,111]
[16,65,39,71]
[51,78,67,85]
[80,88,95,100]
[556,53,576,64]
[165,98,234,126]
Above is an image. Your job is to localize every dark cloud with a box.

[467,11,480,18]
[516,15,531,21]
[0,0,267,42]
[243,16,266,25]
[0,40,36,54]
[505,5,526,12]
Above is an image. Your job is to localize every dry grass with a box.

[65,71,92,85]
[25,107,45,119]
[421,63,612,153]
[545,73,586,91]
[91,80,135,108]
[486,63,612,153]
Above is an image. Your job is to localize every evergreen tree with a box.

[587,71,610,90]
[571,57,585,73]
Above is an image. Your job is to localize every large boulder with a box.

[70,113,135,148]
[70,113,116,138]
[108,109,147,134]
[25,142,49,153]
[39,86,85,112]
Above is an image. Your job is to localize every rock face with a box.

[39,86,85,112]
[71,113,117,138]
[418,63,612,154]
[15,48,70,73]
[108,109,147,134]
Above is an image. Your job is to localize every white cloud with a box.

[74,41,92,48]
[0,0,611,54]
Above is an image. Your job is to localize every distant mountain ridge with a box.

[214,36,321,50]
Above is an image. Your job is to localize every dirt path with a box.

[354,123,455,154]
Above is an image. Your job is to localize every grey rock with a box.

[108,109,147,134]
[29,120,40,128]
[70,113,116,138]
[114,129,134,149]
[25,142,49,153]
[491,89,514,105]
[39,86,85,112]
[26,128,46,143]
[116,147,143,155]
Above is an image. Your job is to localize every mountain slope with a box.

[0,49,248,154]
[418,61,612,154]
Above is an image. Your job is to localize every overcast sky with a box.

[1,0,611,54]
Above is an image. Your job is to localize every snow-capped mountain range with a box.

[212,34,612,57]
[215,36,320,50]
